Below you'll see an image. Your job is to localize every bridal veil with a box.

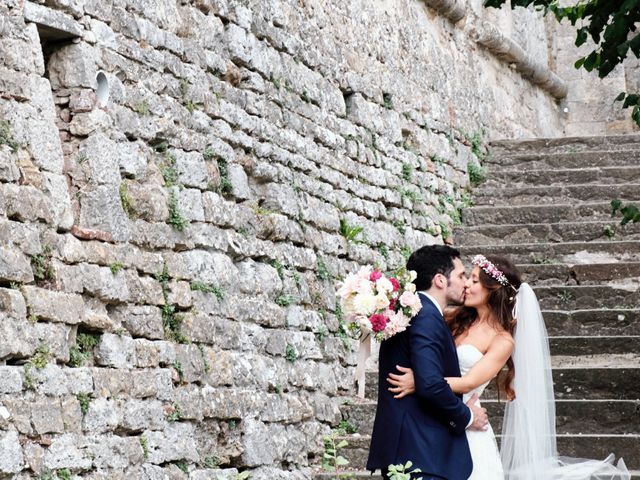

[500,283,630,480]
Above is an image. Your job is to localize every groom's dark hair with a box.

[407,245,461,291]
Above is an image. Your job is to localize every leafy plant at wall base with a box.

[161,152,179,187]
[611,199,640,225]
[337,419,358,434]
[467,162,487,186]
[387,461,423,480]
[109,262,124,275]
[322,430,352,478]
[275,294,295,307]
[69,333,99,367]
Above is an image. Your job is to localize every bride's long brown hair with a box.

[446,255,522,400]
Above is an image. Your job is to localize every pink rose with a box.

[369,313,388,332]
[389,297,396,311]
[369,270,382,281]
[389,278,400,292]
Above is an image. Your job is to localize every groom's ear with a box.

[432,273,447,290]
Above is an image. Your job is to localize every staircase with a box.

[315,135,640,479]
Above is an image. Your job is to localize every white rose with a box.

[353,293,377,316]
[374,292,390,311]
[375,277,394,294]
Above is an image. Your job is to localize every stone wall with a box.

[0,0,567,478]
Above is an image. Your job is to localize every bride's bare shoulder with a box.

[489,331,514,355]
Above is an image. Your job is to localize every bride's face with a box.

[464,267,490,308]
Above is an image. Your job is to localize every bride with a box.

[387,254,629,480]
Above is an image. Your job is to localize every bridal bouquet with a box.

[337,266,422,342]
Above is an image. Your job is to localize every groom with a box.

[367,245,487,479]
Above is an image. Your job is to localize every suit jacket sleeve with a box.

[409,308,472,435]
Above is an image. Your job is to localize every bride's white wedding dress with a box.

[457,283,629,480]
[458,343,504,480]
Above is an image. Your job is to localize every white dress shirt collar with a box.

[418,291,444,317]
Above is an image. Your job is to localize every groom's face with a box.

[444,257,467,306]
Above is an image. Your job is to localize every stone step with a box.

[489,134,640,157]
[548,336,640,356]
[472,183,640,206]
[534,285,639,310]
[458,241,640,264]
[333,433,640,472]
[484,166,640,188]
[516,262,640,286]
[340,399,640,438]
[462,202,618,227]
[544,309,640,336]
[484,149,640,169]
[454,220,640,245]
[313,469,640,480]
[364,364,640,401]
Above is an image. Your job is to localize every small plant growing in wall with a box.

[339,218,364,243]
[285,344,297,362]
[69,332,99,367]
[165,402,182,422]
[467,162,487,186]
[190,281,224,300]
[30,244,54,284]
[216,157,233,195]
[168,190,188,231]
[0,120,20,151]
[77,393,91,416]
[119,181,136,219]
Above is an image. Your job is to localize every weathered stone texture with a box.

[0,0,617,476]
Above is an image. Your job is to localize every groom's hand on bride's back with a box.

[467,394,488,431]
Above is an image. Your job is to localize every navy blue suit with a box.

[367,294,473,480]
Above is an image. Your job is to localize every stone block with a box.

[83,397,119,434]
[171,149,210,189]
[0,287,27,319]
[0,367,22,393]
[22,286,84,324]
[41,172,74,229]
[86,434,144,470]
[48,42,97,89]
[0,430,24,474]
[134,339,176,368]
[31,397,65,434]
[118,398,166,432]
[43,434,92,470]
[0,146,19,182]
[167,250,238,287]
[92,368,172,400]
[112,305,164,340]
[78,133,122,186]
[80,263,130,303]
[1,183,53,224]
[79,185,131,243]
[127,181,169,222]
[94,333,137,368]
[172,186,205,223]
[144,422,199,464]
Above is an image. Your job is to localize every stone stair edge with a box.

[488,134,640,149]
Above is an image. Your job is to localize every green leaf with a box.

[574,57,586,69]
[622,94,640,108]
[614,92,627,102]
[632,105,640,127]
[575,28,588,47]
[336,440,349,449]
[335,456,349,466]
[611,199,622,214]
